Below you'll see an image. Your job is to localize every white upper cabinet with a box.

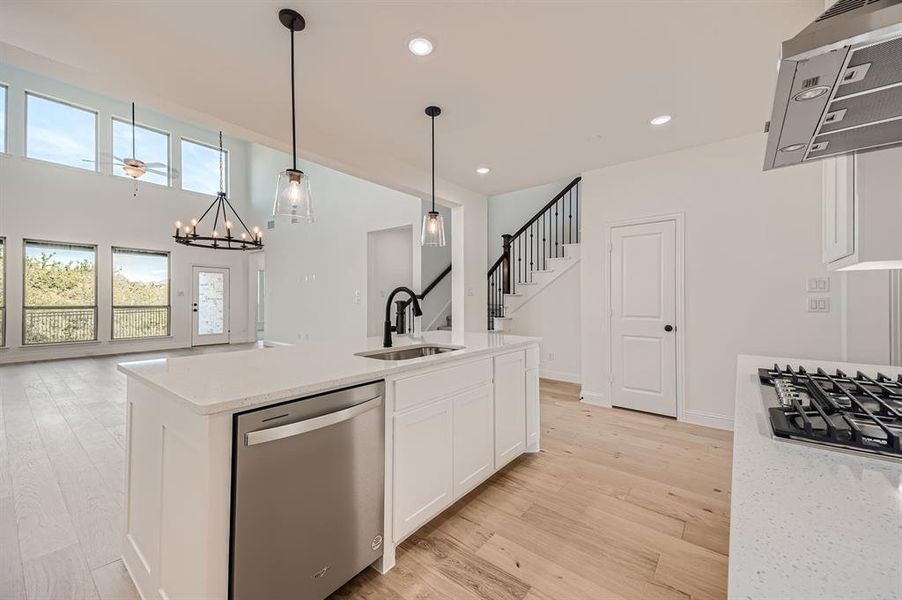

[822,155,855,265]
[823,146,902,271]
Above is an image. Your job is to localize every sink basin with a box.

[355,344,463,361]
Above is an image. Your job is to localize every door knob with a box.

[664,324,674,332]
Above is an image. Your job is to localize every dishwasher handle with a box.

[245,395,383,446]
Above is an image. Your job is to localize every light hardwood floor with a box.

[0,355,733,600]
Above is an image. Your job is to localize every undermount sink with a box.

[355,344,463,361]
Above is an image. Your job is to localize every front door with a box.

[610,219,677,416]
[192,266,230,346]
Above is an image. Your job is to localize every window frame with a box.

[0,236,6,348]
[24,90,99,172]
[110,246,172,340]
[0,83,8,155]
[112,116,172,187]
[179,136,229,196]
[22,238,99,346]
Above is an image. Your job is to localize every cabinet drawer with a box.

[394,358,492,413]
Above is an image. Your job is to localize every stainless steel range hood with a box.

[763,0,902,170]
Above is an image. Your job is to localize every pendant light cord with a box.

[290,22,298,171]
[131,102,136,159]
[219,131,225,195]
[431,113,436,212]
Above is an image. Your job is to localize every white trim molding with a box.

[580,389,610,407]
[540,368,580,384]
[682,409,734,431]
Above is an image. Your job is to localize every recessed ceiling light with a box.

[476,167,491,175]
[650,115,672,126]
[408,37,434,56]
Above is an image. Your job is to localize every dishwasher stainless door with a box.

[230,381,385,600]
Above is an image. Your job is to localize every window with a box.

[0,84,7,153]
[181,138,226,195]
[23,241,97,344]
[113,118,170,186]
[26,93,97,170]
[112,248,170,339]
[0,238,5,346]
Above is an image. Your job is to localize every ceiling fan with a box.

[114,102,179,181]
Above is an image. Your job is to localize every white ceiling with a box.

[0,1,823,197]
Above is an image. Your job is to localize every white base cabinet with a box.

[392,397,454,542]
[494,351,527,468]
[452,383,495,499]
[389,346,540,547]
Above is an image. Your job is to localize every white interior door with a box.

[192,266,230,346]
[610,220,677,416]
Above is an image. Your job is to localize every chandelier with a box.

[173,131,263,250]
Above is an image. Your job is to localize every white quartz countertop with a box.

[729,354,902,600]
[117,331,539,416]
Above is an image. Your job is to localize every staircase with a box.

[487,177,581,331]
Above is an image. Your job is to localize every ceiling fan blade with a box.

[142,162,168,168]
[145,168,170,176]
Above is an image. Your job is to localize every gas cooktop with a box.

[759,364,902,461]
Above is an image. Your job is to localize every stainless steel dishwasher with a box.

[230,380,385,600]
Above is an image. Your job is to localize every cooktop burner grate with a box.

[759,364,902,459]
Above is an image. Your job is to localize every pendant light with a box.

[421,106,446,247]
[273,8,313,224]
[174,131,263,250]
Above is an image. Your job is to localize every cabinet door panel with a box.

[823,155,855,264]
[452,383,495,499]
[393,399,452,541]
[525,367,540,451]
[494,351,526,468]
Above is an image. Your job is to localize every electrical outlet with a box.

[354,290,361,305]
[547,352,555,361]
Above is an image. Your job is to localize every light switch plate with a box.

[807,297,830,312]
[807,277,830,293]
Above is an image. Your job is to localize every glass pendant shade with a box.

[273,168,313,223]
[421,210,445,246]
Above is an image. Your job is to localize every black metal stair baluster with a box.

[576,181,580,243]
[529,224,534,282]
[569,188,574,245]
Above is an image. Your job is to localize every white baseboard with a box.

[579,389,610,407]
[682,409,734,431]
[540,368,580,384]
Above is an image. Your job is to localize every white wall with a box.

[580,133,845,427]
[505,264,581,382]
[842,270,892,364]
[487,177,574,263]
[0,62,254,363]
[247,143,421,345]
[367,226,413,337]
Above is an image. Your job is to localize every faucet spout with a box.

[383,286,423,348]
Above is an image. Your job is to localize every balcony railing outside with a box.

[113,305,170,339]
[24,306,96,344]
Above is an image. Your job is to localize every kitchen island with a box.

[729,354,902,600]
[117,331,540,600]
